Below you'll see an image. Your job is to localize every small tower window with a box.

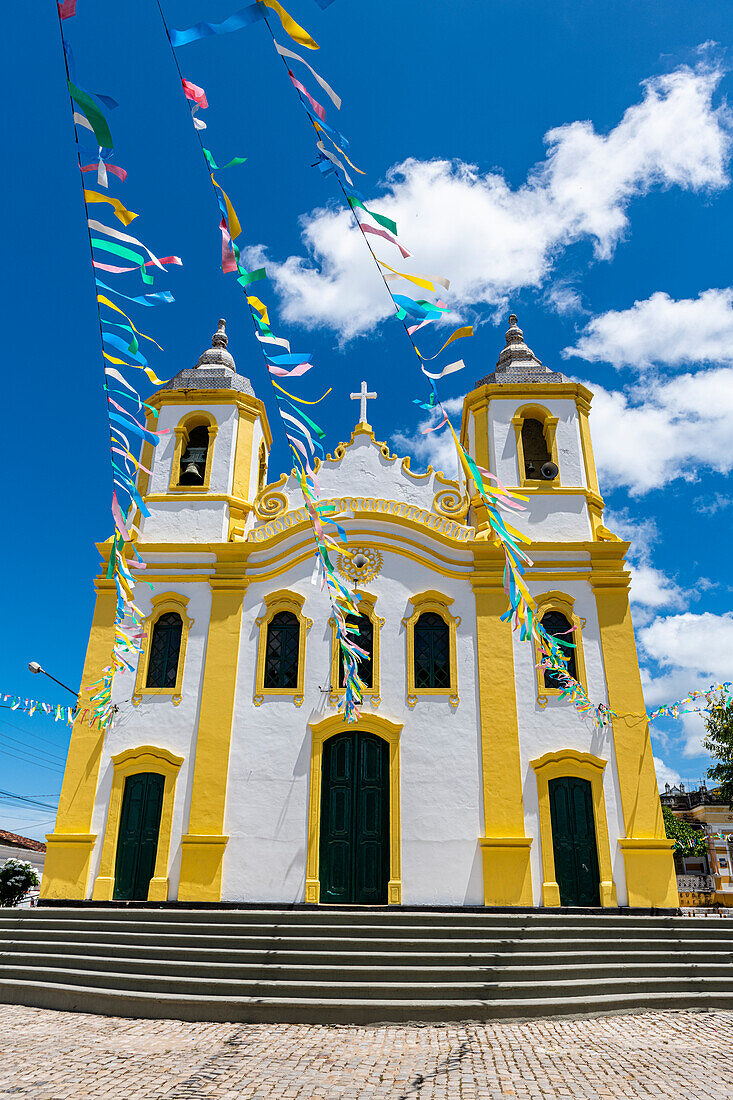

[179,425,210,486]
[541,609,577,688]
[414,612,450,689]
[264,611,300,689]
[521,418,551,480]
[146,612,183,689]
[339,614,373,689]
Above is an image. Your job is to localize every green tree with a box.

[662,806,707,856]
[704,693,733,808]
[0,859,40,907]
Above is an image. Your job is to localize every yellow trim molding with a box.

[92,745,184,902]
[329,591,383,707]
[40,580,116,901]
[306,713,402,905]
[511,403,560,487]
[530,748,617,908]
[169,411,219,493]
[148,388,273,449]
[178,569,246,901]
[402,589,460,708]
[532,591,588,703]
[133,592,193,706]
[254,589,312,707]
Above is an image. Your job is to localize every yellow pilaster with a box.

[40,579,116,900]
[178,566,247,901]
[592,557,678,908]
[472,556,533,905]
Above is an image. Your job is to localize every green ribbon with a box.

[237,267,266,287]
[347,196,397,236]
[68,81,114,149]
[91,238,155,284]
[203,147,247,170]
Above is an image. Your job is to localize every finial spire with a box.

[212,318,228,348]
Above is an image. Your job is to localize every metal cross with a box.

[350,380,377,425]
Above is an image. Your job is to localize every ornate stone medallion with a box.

[336,546,383,585]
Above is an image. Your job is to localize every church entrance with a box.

[548,776,601,906]
[113,772,165,901]
[319,731,389,904]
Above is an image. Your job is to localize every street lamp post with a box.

[28,662,79,700]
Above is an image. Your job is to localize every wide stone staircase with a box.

[1,907,732,1023]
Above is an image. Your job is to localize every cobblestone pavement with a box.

[0,1006,731,1099]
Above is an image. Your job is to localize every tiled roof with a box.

[0,828,46,853]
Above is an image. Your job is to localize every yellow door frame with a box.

[306,713,402,904]
[92,745,184,902]
[530,748,617,908]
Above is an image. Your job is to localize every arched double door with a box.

[319,731,390,904]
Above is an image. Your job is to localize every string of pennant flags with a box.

[156,0,370,720]
[19,0,724,737]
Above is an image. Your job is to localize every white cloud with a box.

[392,397,464,479]
[640,611,733,683]
[654,755,682,789]
[679,710,712,759]
[583,366,733,494]
[261,59,730,336]
[602,509,685,619]
[564,288,733,369]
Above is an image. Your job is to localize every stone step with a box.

[0,976,731,1024]
[2,938,727,968]
[0,962,730,1002]
[1,951,729,984]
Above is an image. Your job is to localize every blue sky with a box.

[2,0,731,839]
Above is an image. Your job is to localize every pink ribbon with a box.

[181,78,208,109]
[81,162,127,182]
[359,222,411,259]
[58,0,77,19]
[219,217,238,274]
[93,256,181,274]
[267,362,314,377]
[288,70,325,120]
[111,492,131,541]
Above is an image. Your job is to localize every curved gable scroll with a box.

[249,496,474,545]
[254,589,312,707]
[402,590,461,709]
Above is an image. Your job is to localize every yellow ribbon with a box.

[97,296,163,349]
[261,0,318,50]
[313,121,364,174]
[378,259,449,293]
[272,381,332,404]
[247,296,270,324]
[211,175,242,239]
[103,351,169,386]
[415,325,473,361]
[83,189,137,226]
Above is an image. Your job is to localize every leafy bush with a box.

[0,858,40,907]
[662,806,708,856]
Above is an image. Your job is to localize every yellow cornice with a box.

[460,380,594,445]
[148,388,273,449]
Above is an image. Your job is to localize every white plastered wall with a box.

[222,521,486,906]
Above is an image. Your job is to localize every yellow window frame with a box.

[254,589,311,707]
[133,592,193,706]
[92,744,184,902]
[402,590,460,708]
[329,591,384,708]
[169,410,219,493]
[533,590,588,704]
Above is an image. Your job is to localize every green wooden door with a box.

[113,772,165,901]
[548,776,601,906]
[319,732,389,904]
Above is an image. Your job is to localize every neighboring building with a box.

[41,316,677,909]
[0,829,46,905]
[662,783,733,906]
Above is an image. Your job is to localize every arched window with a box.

[264,611,300,689]
[521,418,551,480]
[339,613,374,690]
[146,612,183,689]
[414,612,450,689]
[541,609,577,688]
[179,424,210,486]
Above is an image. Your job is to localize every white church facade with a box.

[41,316,678,910]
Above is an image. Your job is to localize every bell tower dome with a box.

[460,314,604,540]
[133,319,272,543]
